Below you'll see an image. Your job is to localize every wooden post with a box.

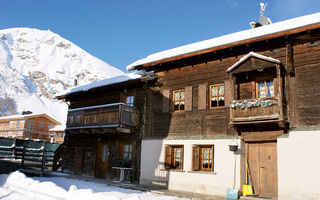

[21,145,25,169]
[41,146,47,176]
[277,64,284,121]
[229,73,235,124]
[119,104,122,127]
[11,138,16,159]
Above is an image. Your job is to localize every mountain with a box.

[0,28,124,126]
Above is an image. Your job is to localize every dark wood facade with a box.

[141,26,320,140]
[59,77,155,181]
[135,24,320,197]
[58,17,320,197]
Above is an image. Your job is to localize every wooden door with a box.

[95,143,110,178]
[74,147,83,174]
[247,142,278,197]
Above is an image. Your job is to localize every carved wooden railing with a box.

[66,103,138,129]
[230,97,283,123]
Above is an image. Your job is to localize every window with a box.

[164,145,184,170]
[15,121,20,129]
[39,122,44,129]
[125,95,134,107]
[209,84,224,108]
[120,142,133,161]
[27,121,34,129]
[9,121,14,128]
[192,145,214,172]
[256,79,274,98]
[173,89,185,111]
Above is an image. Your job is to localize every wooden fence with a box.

[0,139,60,176]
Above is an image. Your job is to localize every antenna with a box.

[258,2,272,25]
[260,2,267,16]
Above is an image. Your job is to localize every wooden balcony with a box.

[230,97,285,125]
[66,103,138,130]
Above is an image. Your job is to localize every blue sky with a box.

[0,0,319,72]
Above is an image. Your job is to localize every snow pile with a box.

[0,171,191,200]
[0,28,124,125]
[59,70,148,97]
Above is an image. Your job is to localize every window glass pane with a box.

[124,153,129,160]
[211,98,217,107]
[266,80,273,90]
[102,145,106,163]
[258,81,265,91]
[180,102,184,110]
[175,149,181,157]
[203,149,208,159]
[174,92,179,101]
[124,144,129,152]
[212,86,217,96]
[218,85,224,95]
[218,97,225,106]
[129,145,132,152]
[180,91,185,100]
[258,90,266,98]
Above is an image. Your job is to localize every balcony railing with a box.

[230,97,282,124]
[66,103,138,129]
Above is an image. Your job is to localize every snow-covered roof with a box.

[127,12,320,71]
[49,124,66,131]
[0,113,61,125]
[226,52,281,73]
[56,71,153,98]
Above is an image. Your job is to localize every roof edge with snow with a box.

[0,113,61,125]
[226,52,281,73]
[56,71,154,99]
[127,12,320,71]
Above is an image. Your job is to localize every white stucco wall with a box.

[278,131,320,200]
[140,138,244,196]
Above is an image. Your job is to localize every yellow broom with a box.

[242,153,253,196]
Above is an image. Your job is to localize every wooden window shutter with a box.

[192,146,200,171]
[181,146,184,170]
[185,86,192,111]
[224,80,231,107]
[211,145,214,172]
[198,83,207,110]
[164,146,172,169]
[162,89,170,113]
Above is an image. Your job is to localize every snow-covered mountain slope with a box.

[0,28,124,126]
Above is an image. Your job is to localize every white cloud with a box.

[225,0,239,9]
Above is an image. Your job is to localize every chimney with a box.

[22,111,32,115]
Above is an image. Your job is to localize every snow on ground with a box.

[0,171,192,200]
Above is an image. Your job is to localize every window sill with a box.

[209,107,225,110]
[187,171,216,175]
[160,169,185,172]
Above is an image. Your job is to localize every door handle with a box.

[260,166,264,168]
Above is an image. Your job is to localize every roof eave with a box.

[128,23,320,71]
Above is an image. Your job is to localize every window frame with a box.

[192,145,214,172]
[120,141,134,162]
[209,83,225,109]
[255,75,276,99]
[164,145,184,170]
[125,95,135,107]
[172,89,185,112]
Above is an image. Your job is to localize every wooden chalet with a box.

[127,12,320,198]
[56,72,156,182]
[0,113,61,142]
